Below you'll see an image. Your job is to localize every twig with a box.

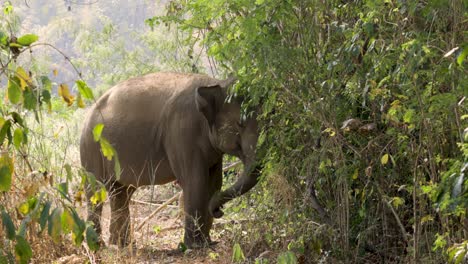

[130,199,179,208]
[135,192,181,232]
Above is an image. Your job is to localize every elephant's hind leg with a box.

[108,181,136,247]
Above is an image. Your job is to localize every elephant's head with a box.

[195,78,261,218]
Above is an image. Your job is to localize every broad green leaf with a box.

[86,225,100,251]
[48,208,62,243]
[17,34,38,46]
[13,128,23,148]
[61,208,74,233]
[0,166,12,192]
[232,243,245,263]
[58,83,74,106]
[14,235,32,264]
[76,80,94,100]
[8,77,22,104]
[70,209,85,245]
[40,76,52,90]
[23,89,37,111]
[1,210,16,240]
[39,202,51,232]
[381,154,389,165]
[278,251,298,264]
[92,124,104,142]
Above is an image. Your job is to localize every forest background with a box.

[0,0,466,263]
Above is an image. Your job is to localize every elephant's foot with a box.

[183,231,213,249]
[109,230,133,248]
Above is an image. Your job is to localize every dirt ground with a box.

[64,186,237,264]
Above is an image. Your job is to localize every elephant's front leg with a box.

[109,181,136,247]
[182,162,222,248]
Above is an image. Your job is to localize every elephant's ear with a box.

[195,85,224,127]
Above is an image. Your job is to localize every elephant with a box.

[80,72,261,248]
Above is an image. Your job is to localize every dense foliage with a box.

[150,0,467,262]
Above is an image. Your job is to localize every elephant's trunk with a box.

[209,162,262,218]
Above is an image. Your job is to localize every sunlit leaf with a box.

[381,154,389,165]
[17,34,38,46]
[90,187,107,205]
[76,80,94,100]
[99,138,115,161]
[16,67,30,89]
[92,124,104,142]
[457,46,467,66]
[1,210,16,240]
[58,83,75,106]
[77,93,85,108]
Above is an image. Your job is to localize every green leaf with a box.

[8,76,22,104]
[61,208,74,233]
[48,208,62,243]
[70,209,85,245]
[86,225,100,251]
[0,166,12,192]
[41,90,52,111]
[23,89,37,111]
[17,34,38,46]
[99,138,115,161]
[57,182,69,200]
[93,124,104,142]
[232,243,245,263]
[14,236,32,264]
[1,210,16,240]
[39,202,51,232]
[0,120,11,145]
[13,128,23,148]
[40,76,52,90]
[76,80,94,100]
[277,251,298,264]
[457,46,467,66]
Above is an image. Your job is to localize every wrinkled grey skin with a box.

[80,72,260,248]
